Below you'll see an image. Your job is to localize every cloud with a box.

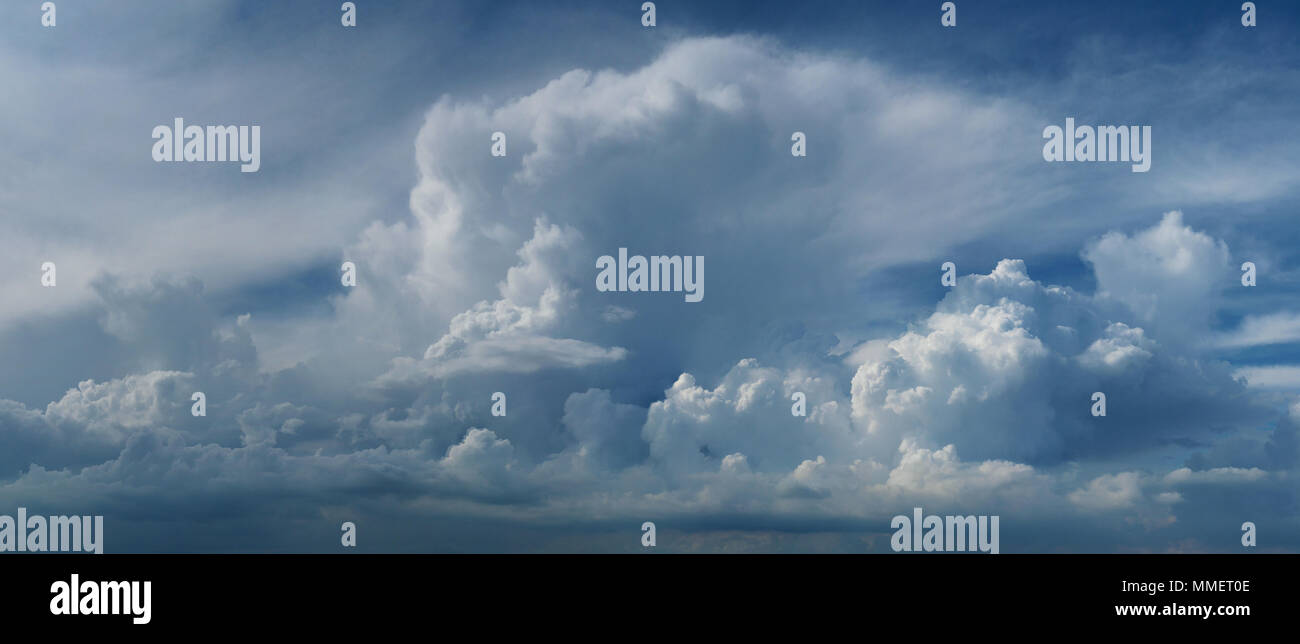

[1068,472,1143,511]
[283,33,1064,397]
[1233,366,1300,390]
[0,369,210,480]
[559,389,648,470]
[1082,211,1232,344]
[642,358,857,478]
[372,218,627,388]
[1214,312,1300,349]
[1164,466,1268,485]
[850,233,1264,464]
[885,439,1042,502]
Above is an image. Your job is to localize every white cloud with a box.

[886,440,1040,500]
[372,218,626,386]
[1069,472,1143,511]
[1078,323,1155,373]
[642,359,857,478]
[1232,366,1300,390]
[1164,466,1268,485]
[848,221,1265,465]
[1082,211,1232,344]
[1214,312,1300,349]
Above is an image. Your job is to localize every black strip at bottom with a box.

[1,554,1291,634]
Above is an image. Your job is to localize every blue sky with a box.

[0,0,1297,552]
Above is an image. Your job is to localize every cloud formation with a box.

[1,29,1297,552]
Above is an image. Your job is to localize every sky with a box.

[0,0,1297,552]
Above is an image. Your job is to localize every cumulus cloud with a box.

[642,359,857,477]
[1082,211,1233,344]
[850,251,1264,464]
[372,218,627,388]
[559,388,647,470]
[0,370,208,480]
[277,33,1060,395]
[1069,472,1144,511]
